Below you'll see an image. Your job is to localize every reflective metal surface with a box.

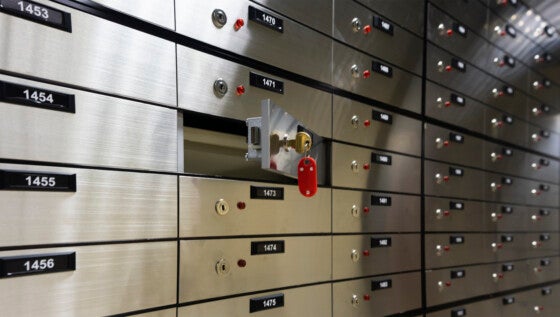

[333,95,421,156]
[251,0,331,32]
[179,177,330,236]
[355,0,425,36]
[0,0,176,105]
[91,0,175,29]
[332,272,421,317]
[179,237,331,302]
[175,0,332,83]
[179,284,331,316]
[0,242,177,316]
[0,74,178,172]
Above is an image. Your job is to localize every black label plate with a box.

[541,258,551,266]
[502,263,514,272]
[505,24,516,37]
[540,130,550,138]
[450,235,464,244]
[539,158,550,166]
[373,16,393,35]
[540,234,550,241]
[502,297,515,305]
[503,55,515,67]
[542,287,552,296]
[501,206,513,214]
[502,148,513,156]
[501,235,514,243]
[250,186,284,200]
[0,81,75,113]
[371,279,392,290]
[451,58,466,72]
[501,177,513,185]
[249,293,284,313]
[371,237,391,248]
[502,115,513,124]
[503,85,514,96]
[249,72,284,94]
[451,269,465,279]
[372,110,393,124]
[0,252,75,278]
[450,93,465,106]
[450,201,464,210]
[449,132,464,143]
[451,308,466,317]
[452,22,467,37]
[0,0,71,32]
[248,6,283,33]
[371,195,392,206]
[539,184,550,191]
[449,167,464,177]
[372,61,393,77]
[0,170,76,191]
[251,241,285,255]
[540,209,550,216]
[372,153,392,165]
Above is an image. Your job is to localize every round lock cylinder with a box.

[351,205,360,218]
[351,294,360,307]
[212,9,228,28]
[351,17,362,32]
[215,258,231,276]
[351,64,360,78]
[351,115,360,128]
[351,249,360,262]
[213,78,228,96]
[215,199,230,215]
[351,160,359,173]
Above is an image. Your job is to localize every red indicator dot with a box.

[446,29,453,36]
[443,140,450,147]
[363,206,370,213]
[444,245,450,251]
[236,85,245,96]
[363,163,370,170]
[363,250,370,256]
[363,25,372,34]
[444,101,451,107]
[363,294,371,301]
[237,259,247,267]
[443,210,450,216]
[234,18,245,31]
[445,65,452,72]
[445,281,452,287]
[237,201,246,210]
[443,175,450,182]
[363,120,371,127]
[362,70,371,79]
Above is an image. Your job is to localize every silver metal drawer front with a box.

[179,177,331,237]
[333,96,421,156]
[177,45,332,138]
[179,237,331,302]
[332,272,421,317]
[424,124,485,168]
[526,101,560,134]
[332,142,421,194]
[426,300,501,317]
[429,0,489,36]
[333,189,420,233]
[0,75,177,172]
[332,234,420,280]
[251,0,331,33]
[0,164,177,247]
[515,285,560,317]
[90,0,175,29]
[484,174,559,207]
[426,198,560,232]
[484,106,528,147]
[425,81,485,134]
[425,234,494,268]
[527,125,560,157]
[0,242,177,316]
[332,42,422,113]
[355,0,424,36]
[0,0,176,105]
[425,160,485,200]
[135,309,177,317]
[334,0,423,75]
[179,284,331,317]
[175,0,332,84]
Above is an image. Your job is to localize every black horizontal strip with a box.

[108,304,177,317]
[183,110,247,137]
[424,193,559,209]
[426,231,560,234]
[425,280,560,314]
[426,254,560,271]
[331,185,420,197]
[179,233,332,241]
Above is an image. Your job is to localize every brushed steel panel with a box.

[426,300,501,317]
[355,0,424,36]
[425,160,485,200]
[333,95,421,156]
[179,177,331,237]
[484,173,559,206]
[91,0,175,29]
[426,197,560,232]
[251,0,331,33]
[526,99,560,134]
[175,0,332,84]
[334,0,423,74]
[0,163,176,247]
[484,106,528,146]
[332,189,420,233]
[425,81,486,134]
[332,234,421,279]
[0,74,177,172]
[332,142,421,194]
[332,272,421,317]
[429,0,489,37]
[0,0,176,105]
[0,242,177,316]
[527,125,560,157]
[426,263,506,306]
[424,123,485,168]
[176,45,332,138]
[183,127,328,184]
[425,234,494,269]
[136,309,177,317]
[515,285,560,317]
[179,284,331,317]
[332,42,422,113]
[178,237,331,302]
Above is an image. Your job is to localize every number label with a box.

[450,235,464,244]
[451,269,465,279]
[450,93,465,106]
[248,6,283,33]
[372,110,393,124]
[0,252,75,278]
[373,16,394,35]
[449,132,464,143]
[249,72,284,94]
[371,279,392,290]
[371,237,392,248]
[250,186,284,200]
[251,241,285,255]
[372,153,392,165]
[372,195,392,206]
[451,58,466,72]
[0,0,71,31]
[452,308,466,317]
[452,22,468,37]
[250,294,284,313]
[0,170,76,191]
[0,81,75,113]
[372,61,393,77]
[450,201,464,210]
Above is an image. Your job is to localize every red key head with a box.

[298,157,318,197]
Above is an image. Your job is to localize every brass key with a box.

[294,131,312,154]
[269,131,312,154]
